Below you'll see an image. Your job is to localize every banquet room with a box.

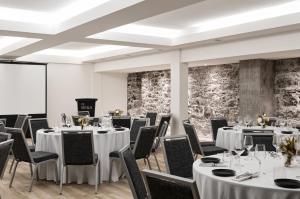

[1,0,300,199]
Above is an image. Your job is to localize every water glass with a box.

[255,144,266,158]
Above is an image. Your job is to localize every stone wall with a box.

[127,70,171,117]
[188,64,239,138]
[274,58,300,123]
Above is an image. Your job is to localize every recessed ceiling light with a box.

[0,0,111,24]
[35,45,127,57]
[192,0,300,33]
[108,24,182,39]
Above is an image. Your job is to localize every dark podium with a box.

[75,98,98,117]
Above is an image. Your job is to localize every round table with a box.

[216,126,300,151]
[35,126,130,185]
[193,154,300,199]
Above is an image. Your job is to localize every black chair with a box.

[109,126,157,182]
[28,118,50,145]
[211,118,228,141]
[156,114,171,137]
[183,120,215,147]
[151,121,168,171]
[252,135,276,151]
[0,132,11,143]
[112,116,131,128]
[130,119,147,146]
[14,115,27,128]
[146,112,157,126]
[78,111,90,117]
[142,169,200,199]
[0,122,5,133]
[0,140,13,180]
[162,135,194,178]
[119,146,148,199]
[0,118,6,126]
[183,123,227,157]
[22,116,32,138]
[60,130,100,194]
[6,128,58,192]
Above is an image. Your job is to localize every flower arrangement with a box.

[109,109,124,117]
[257,113,269,127]
[279,137,297,167]
[78,116,89,130]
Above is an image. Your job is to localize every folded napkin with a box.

[231,149,248,156]
[233,172,260,182]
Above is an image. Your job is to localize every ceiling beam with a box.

[2,0,201,59]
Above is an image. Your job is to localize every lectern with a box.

[75,98,98,117]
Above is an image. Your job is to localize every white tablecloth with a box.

[216,126,300,151]
[193,154,300,199]
[35,126,130,185]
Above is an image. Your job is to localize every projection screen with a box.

[0,62,47,115]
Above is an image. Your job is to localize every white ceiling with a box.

[0,0,299,64]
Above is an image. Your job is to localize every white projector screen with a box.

[0,63,46,115]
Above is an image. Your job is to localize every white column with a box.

[170,50,188,135]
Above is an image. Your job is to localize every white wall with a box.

[47,63,94,126]
[93,72,128,115]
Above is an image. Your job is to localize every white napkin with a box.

[233,172,260,182]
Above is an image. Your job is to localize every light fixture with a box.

[192,0,300,32]
[0,36,24,50]
[35,45,128,57]
[0,0,111,24]
[108,24,182,38]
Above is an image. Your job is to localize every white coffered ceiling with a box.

[0,0,299,64]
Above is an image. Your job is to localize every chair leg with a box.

[146,158,152,170]
[9,161,19,188]
[60,165,64,195]
[9,158,15,174]
[29,163,33,177]
[153,153,161,171]
[95,161,99,194]
[65,165,68,184]
[29,164,38,192]
[109,159,113,183]
[54,161,59,185]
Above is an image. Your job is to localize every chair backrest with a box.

[183,122,202,155]
[14,115,27,128]
[61,130,96,165]
[0,139,14,179]
[145,112,158,126]
[251,134,276,151]
[0,118,6,126]
[119,146,148,199]
[72,116,80,126]
[162,135,194,178]
[78,111,90,117]
[211,118,228,141]
[142,169,200,199]
[0,132,11,143]
[242,129,274,134]
[152,122,169,151]
[28,118,49,145]
[156,114,172,137]
[22,116,32,137]
[0,122,5,132]
[130,119,147,143]
[182,119,191,124]
[112,116,131,128]
[133,126,157,160]
[6,128,32,163]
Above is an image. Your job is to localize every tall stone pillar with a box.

[170,50,188,135]
[239,59,274,120]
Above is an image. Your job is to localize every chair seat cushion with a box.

[109,151,119,158]
[200,141,215,147]
[202,146,227,156]
[28,145,35,152]
[31,151,58,163]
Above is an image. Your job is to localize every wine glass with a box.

[243,136,253,158]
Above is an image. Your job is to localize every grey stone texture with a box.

[274,58,300,123]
